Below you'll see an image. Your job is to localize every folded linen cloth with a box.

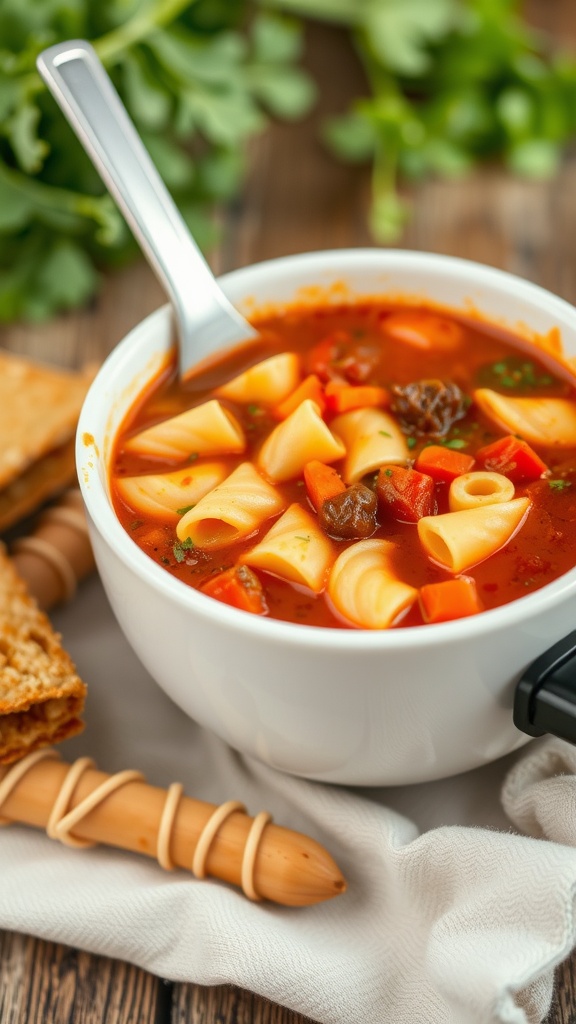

[1,576,575,1024]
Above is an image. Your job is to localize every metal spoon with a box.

[36,40,259,381]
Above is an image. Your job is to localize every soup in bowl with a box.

[77,250,576,785]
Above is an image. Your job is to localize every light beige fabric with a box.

[0,576,575,1024]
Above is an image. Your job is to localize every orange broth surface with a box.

[110,300,576,629]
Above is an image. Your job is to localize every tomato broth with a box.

[110,301,576,629]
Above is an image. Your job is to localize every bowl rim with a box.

[77,247,576,651]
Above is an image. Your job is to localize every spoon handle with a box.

[37,40,256,375]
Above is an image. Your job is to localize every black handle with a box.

[514,630,576,743]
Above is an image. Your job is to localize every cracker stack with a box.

[0,543,86,764]
[0,350,91,532]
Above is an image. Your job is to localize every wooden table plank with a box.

[2,4,576,1022]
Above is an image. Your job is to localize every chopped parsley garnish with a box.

[407,436,417,449]
[295,535,311,543]
[379,430,392,438]
[173,537,195,562]
[478,357,557,391]
[384,468,393,477]
[549,479,572,491]
[247,403,264,416]
[176,504,195,515]
[441,438,467,450]
[129,519,143,531]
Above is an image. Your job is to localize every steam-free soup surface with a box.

[111,301,576,628]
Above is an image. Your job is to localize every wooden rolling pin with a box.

[10,489,95,609]
[0,749,346,907]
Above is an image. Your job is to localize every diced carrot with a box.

[304,460,346,511]
[414,444,475,483]
[201,565,268,615]
[419,577,482,624]
[324,382,389,414]
[274,374,326,419]
[381,310,463,351]
[376,465,434,522]
[475,435,548,482]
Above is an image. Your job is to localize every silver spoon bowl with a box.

[37,40,259,381]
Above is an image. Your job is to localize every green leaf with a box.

[506,138,560,179]
[140,131,195,190]
[120,50,173,130]
[248,65,316,119]
[364,0,459,76]
[35,240,98,310]
[323,112,377,162]
[4,100,49,173]
[369,190,410,243]
[251,12,304,63]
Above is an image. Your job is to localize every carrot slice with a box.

[304,460,346,511]
[274,374,326,419]
[376,465,434,522]
[419,577,482,623]
[475,435,548,482]
[324,382,389,414]
[201,565,268,614]
[414,444,475,483]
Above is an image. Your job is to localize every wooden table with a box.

[2,6,576,1021]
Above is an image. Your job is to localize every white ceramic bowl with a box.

[77,249,576,785]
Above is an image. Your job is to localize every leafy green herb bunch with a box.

[0,0,314,321]
[267,0,576,241]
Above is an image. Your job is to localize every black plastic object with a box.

[514,630,576,743]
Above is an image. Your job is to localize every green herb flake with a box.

[379,430,392,438]
[247,403,264,416]
[295,535,311,543]
[407,437,417,449]
[549,479,572,491]
[442,438,467,450]
[173,537,195,562]
[176,504,195,516]
[188,453,199,463]
[384,468,394,477]
[129,519,144,531]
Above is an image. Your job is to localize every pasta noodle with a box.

[257,399,345,482]
[215,353,301,404]
[448,471,515,512]
[124,400,246,459]
[242,504,334,593]
[473,389,576,446]
[116,462,229,523]
[328,539,417,629]
[330,408,409,483]
[417,496,531,573]
[176,462,286,549]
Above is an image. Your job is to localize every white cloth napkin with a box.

[1,575,576,1024]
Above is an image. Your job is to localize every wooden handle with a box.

[0,750,346,907]
[11,490,95,609]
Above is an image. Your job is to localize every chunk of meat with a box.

[319,483,378,539]
[390,380,468,437]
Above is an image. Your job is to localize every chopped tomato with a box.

[475,435,548,482]
[274,374,326,419]
[419,577,482,623]
[201,565,268,615]
[414,444,475,483]
[382,311,463,351]
[304,332,348,382]
[304,460,346,511]
[324,382,389,414]
[376,465,434,522]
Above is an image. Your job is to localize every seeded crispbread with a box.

[0,350,90,493]
[0,543,86,764]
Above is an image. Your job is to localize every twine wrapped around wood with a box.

[0,749,346,907]
[10,489,95,610]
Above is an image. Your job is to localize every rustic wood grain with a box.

[2,3,576,1022]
